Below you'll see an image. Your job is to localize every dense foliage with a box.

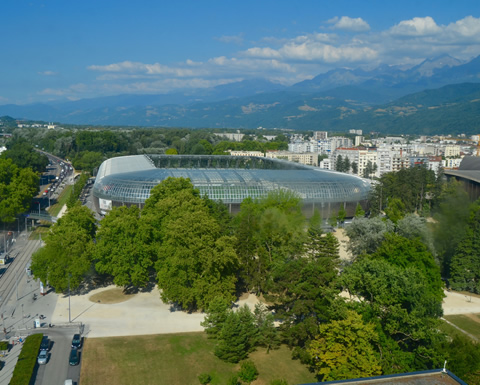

[9,126,288,173]
[0,158,39,222]
[31,204,97,292]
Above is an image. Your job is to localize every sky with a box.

[1,0,480,105]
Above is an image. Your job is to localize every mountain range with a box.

[2,54,480,135]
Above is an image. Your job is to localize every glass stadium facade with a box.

[92,155,371,217]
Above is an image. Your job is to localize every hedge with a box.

[9,333,43,385]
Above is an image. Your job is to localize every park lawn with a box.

[443,313,480,340]
[80,332,316,385]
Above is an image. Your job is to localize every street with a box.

[0,230,82,385]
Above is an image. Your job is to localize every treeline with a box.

[367,165,480,295]
[8,127,288,174]
[0,140,45,222]
[30,170,480,383]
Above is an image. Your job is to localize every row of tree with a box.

[9,127,289,174]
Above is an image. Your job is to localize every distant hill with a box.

[1,55,480,134]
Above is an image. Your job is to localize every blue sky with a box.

[2,0,480,104]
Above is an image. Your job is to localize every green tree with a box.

[341,258,444,373]
[165,148,178,155]
[215,311,249,363]
[267,216,340,356]
[1,138,49,172]
[31,204,96,292]
[143,177,239,310]
[432,180,471,276]
[450,202,480,293]
[335,155,344,172]
[234,191,305,293]
[0,158,39,222]
[372,233,444,302]
[253,303,280,353]
[384,197,406,224]
[308,311,382,381]
[345,217,394,258]
[94,206,153,288]
[201,296,231,338]
[351,161,358,175]
[71,151,103,173]
[354,203,365,218]
[238,361,259,384]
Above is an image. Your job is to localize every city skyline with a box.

[2,0,480,104]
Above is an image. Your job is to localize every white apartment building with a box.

[355,136,364,147]
[313,131,328,140]
[443,157,463,169]
[333,147,379,177]
[266,151,318,166]
[288,139,318,153]
[215,132,245,141]
[319,158,332,170]
[444,145,461,158]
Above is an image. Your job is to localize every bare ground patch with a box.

[89,287,136,304]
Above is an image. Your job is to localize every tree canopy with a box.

[31,204,96,292]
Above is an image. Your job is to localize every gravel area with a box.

[51,285,260,338]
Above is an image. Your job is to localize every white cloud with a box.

[63,15,480,100]
[390,16,441,36]
[328,16,370,32]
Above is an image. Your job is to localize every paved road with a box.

[34,328,81,385]
[0,237,44,332]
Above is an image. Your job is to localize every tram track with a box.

[0,237,43,310]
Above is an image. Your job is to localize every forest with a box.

[30,166,480,383]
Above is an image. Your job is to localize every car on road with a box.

[71,334,82,349]
[40,336,49,351]
[69,348,79,366]
[37,350,48,365]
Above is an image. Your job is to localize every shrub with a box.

[226,375,240,385]
[0,341,8,350]
[238,360,259,384]
[198,372,211,385]
[10,333,43,385]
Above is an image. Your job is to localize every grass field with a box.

[80,332,316,385]
[47,184,72,217]
[444,313,480,340]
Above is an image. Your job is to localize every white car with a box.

[37,350,47,365]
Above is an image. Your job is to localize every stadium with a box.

[92,155,371,218]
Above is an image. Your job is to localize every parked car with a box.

[71,334,82,349]
[69,348,79,366]
[40,336,49,351]
[37,350,48,365]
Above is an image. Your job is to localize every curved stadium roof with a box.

[93,155,371,207]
